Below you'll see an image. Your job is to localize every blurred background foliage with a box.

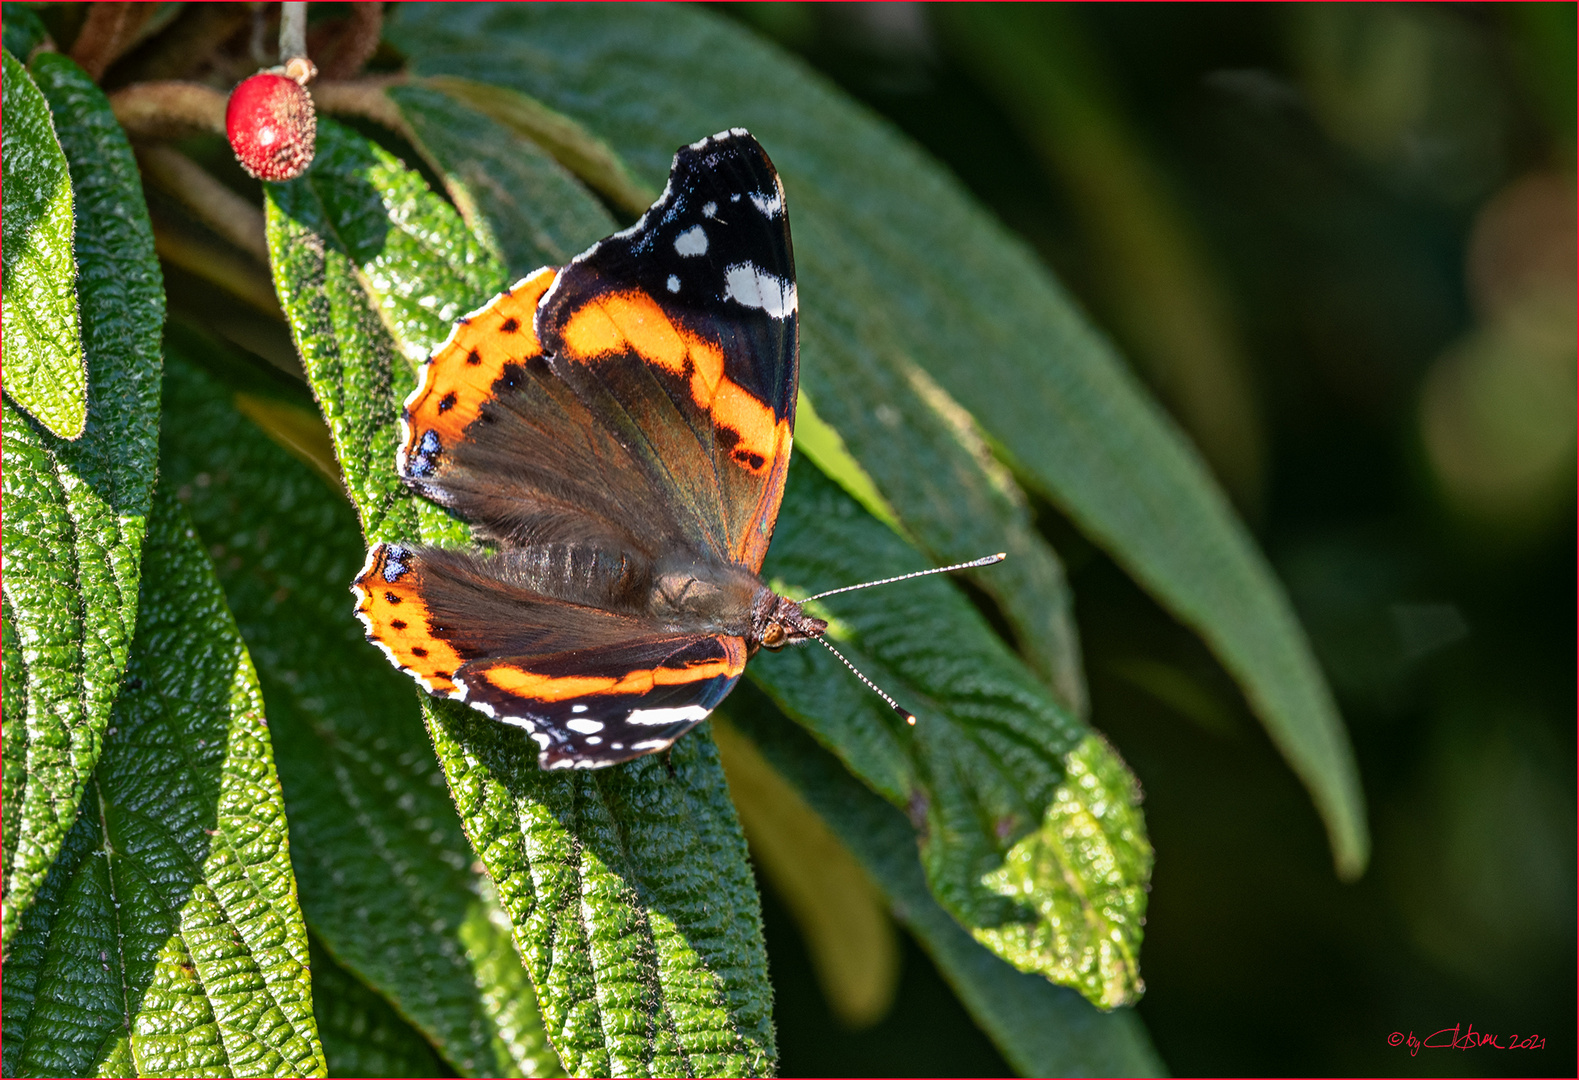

[719,3,1574,1075]
[9,3,1571,1076]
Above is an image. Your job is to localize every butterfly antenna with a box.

[812,635,917,726]
[802,552,1007,603]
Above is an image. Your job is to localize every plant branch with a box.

[279,2,308,64]
[137,145,270,264]
[110,81,226,138]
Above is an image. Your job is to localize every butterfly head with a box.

[750,589,827,652]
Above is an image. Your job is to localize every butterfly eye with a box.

[759,623,788,650]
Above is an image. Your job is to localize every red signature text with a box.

[1388,1025,1546,1056]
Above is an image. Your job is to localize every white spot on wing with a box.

[571,704,588,714]
[673,225,708,256]
[632,738,674,751]
[749,190,782,218]
[703,201,718,218]
[666,274,681,294]
[567,717,604,734]
[626,704,711,727]
[722,263,797,319]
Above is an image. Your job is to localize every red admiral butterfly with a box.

[353,129,998,769]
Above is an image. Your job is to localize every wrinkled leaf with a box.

[310,935,450,1079]
[1,53,164,945]
[1,490,323,1079]
[721,692,1165,1077]
[265,119,776,1075]
[389,1,1368,877]
[756,456,1149,1006]
[975,734,1151,1007]
[160,340,559,1078]
[2,49,85,439]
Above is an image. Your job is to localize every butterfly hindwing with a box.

[354,543,746,768]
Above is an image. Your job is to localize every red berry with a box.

[226,72,316,182]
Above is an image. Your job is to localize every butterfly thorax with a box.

[647,553,825,652]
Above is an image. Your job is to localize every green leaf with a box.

[309,934,451,1079]
[975,734,1151,1006]
[757,456,1150,1007]
[412,74,652,219]
[388,2,1368,877]
[721,692,1165,1077]
[384,81,618,276]
[265,119,776,1075]
[1,52,164,946]
[159,339,559,1078]
[2,3,51,61]
[2,50,85,439]
[1,489,324,1078]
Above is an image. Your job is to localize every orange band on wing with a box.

[478,637,746,703]
[558,288,785,474]
[352,545,467,696]
[400,268,558,470]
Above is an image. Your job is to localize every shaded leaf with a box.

[1,52,164,945]
[2,49,85,439]
[713,721,900,1029]
[939,4,1268,509]
[1,489,323,1078]
[1,3,50,61]
[415,74,652,218]
[310,935,450,1079]
[385,82,618,275]
[265,119,776,1075]
[160,339,559,1078]
[388,1,1368,876]
[720,694,1166,1077]
[755,456,1149,1007]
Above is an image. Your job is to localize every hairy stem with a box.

[110,81,227,138]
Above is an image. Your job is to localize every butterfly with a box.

[351,129,831,770]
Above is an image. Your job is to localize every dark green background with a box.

[721,4,1575,1076]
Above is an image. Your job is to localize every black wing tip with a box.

[675,128,773,174]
